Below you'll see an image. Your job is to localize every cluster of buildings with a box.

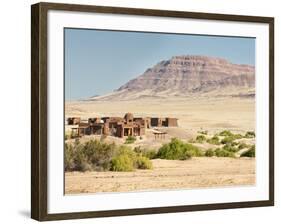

[67,113,178,138]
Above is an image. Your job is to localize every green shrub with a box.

[73,150,92,171]
[157,139,189,160]
[111,154,135,171]
[135,156,153,169]
[83,140,116,171]
[223,144,239,153]
[205,149,214,157]
[133,146,142,153]
[64,141,93,172]
[221,136,235,144]
[219,130,233,137]
[207,136,220,145]
[65,143,75,171]
[241,145,255,157]
[134,147,158,159]
[65,140,153,172]
[111,146,153,171]
[125,136,137,144]
[215,148,235,157]
[234,134,243,139]
[221,134,243,144]
[196,135,207,143]
[157,138,203,160]
[143,149,158,159]
[115,145,136,158]
[245,131,255,138]
[238,142,249,150]
[187,145,204,157]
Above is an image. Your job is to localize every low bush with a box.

[157,139,190,160]
[125,136,137,144]
[65,143,75,171]
[135,156,153,169]
[221,136,235,144]
[133,146,142,153]
[234,134,243,139]
[218,130,233,137]
[111,146,153,171]
[222,144,239,153]
[65,140,93,172]
[238,142,249,150]
[115,146,137,163]
[111,154,135,171]
[134,147,158,159]
[245,131,255,138]
[221,134,243,144]
[187,145,204,157]
[205,149,214,157]
[240,145,255,157]
[207,136,220,145]
[215,148,235,157]
[83,140,116,171]
[65,140,153,172]
[196,135,207,143]
[143,149,158,159]
[157,138,203,160]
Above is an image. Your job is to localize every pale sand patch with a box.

[65,157,255,194]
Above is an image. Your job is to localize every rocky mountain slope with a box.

[90,55,255,101]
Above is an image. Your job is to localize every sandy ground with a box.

[65,97,255,134]
[65,157,255,194]
[65,97,255,149]
[65,97,255,194]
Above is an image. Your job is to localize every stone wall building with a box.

[67,117,81,125]
[150,117,178,127]
[69,113,177,138]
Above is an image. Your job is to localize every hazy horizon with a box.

[65,28,255,100]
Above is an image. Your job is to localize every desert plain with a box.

[65,96,255,194]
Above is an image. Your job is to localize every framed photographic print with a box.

[31,2,274,221]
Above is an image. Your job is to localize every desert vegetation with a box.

[65,139,152,172]
[124,136,137,144]
[241,145,255,157]
[195,135,207,143]
[190,130,256,158]
[157,138,204,160]
[206,136,220,145]
[65,130,255,173]
[111,146,152,171]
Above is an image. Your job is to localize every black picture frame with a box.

[31,2,274,221]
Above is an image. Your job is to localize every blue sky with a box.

[65,28,255,100]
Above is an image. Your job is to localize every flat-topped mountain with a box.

[89,55,255,101]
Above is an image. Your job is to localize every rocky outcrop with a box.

[90,55,255,100]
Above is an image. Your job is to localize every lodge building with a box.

[68,113,177,138]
